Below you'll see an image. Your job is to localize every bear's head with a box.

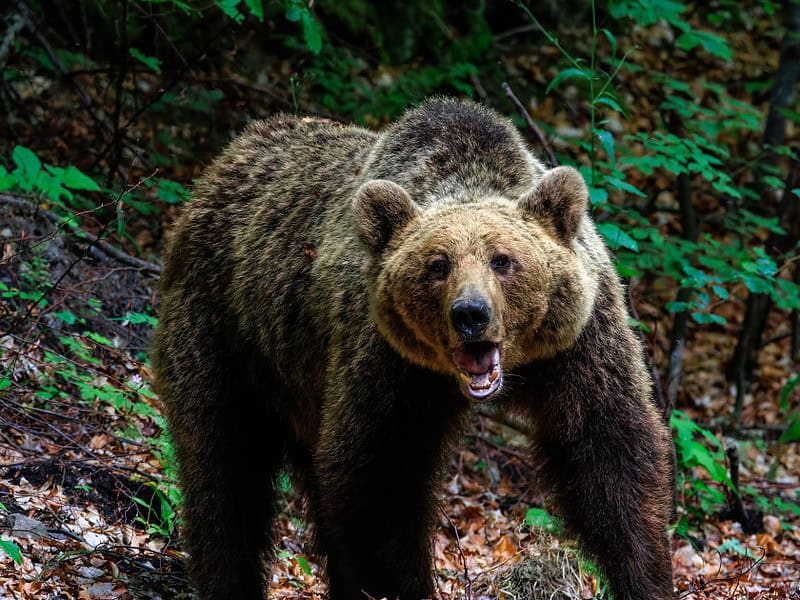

[353,166,600,401]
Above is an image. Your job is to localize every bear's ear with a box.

[519,166,588,244]
[353,179,421,252]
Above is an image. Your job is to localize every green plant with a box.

[0,250,52,311]
[133,481,180,538]
[0,501,22,565]
[671,410,734,522]
[524,506,610,597]
[523,507,563,533]
[0,146,101,211]
[779,374,800,444]
[27,305,181,539]
[516,0,800,331]
[284,0,323,54]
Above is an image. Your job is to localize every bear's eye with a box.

[490,254,512,273]
[427,257,451,281]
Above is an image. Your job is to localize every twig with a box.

[16,0,149,172]
[493,23,538,43]
[0,10,26,66]
[469,72,488,101]
[725,443,753,532]
[106,0,130,187]
[501,81,558,168]
[473,403,536,439]
[0,193,162,274]
[16,0,112,136]
[626,284,668,421]
[759,330,792,348]
[439,505,472,600]
[471,433,529,461]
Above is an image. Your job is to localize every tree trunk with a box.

[729,163,800,424]
[727,3,800,424]
[758,1,800,207]
[665,113,698,415]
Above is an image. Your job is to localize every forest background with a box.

[0,0,799,598]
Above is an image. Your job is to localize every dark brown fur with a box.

[152,98,674,600]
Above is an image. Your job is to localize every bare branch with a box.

[501,81,558,168]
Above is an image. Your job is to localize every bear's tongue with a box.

[454,343,497,374]
[453,343,501,397]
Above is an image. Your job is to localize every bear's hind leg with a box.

[156,335,284,600]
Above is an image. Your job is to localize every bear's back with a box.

[364,98,545,204]
[159,115,377,293]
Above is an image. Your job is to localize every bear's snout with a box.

[450,297,492,340]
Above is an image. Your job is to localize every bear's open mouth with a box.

[453,341,502,400]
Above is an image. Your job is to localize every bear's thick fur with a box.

[152,98,674,600]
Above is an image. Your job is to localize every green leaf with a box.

[594,96,623,113]
[596,130,615,167]
[666,301,692,313]
[12,146,41,180]
[741,274,771,294]
[295,554,312,576]
[546,67,588,94]
[217,0,245,23]
[763,175,785,189]
[597,222,639,252]
[0,165,15,190]
[243,0,263,20]
[675,30,732,61]
[156,180,189,204]
[84,331,115,348]
[628,316,651,332]
[717,538,755,558]
[774,497,800,516]
[780,413,800,444]
[53,310,77,325]
[780,375,800,412]
[589,187,608,206]
[300,10,323,54]
[61,165,100,191]
[0,539,22,564]
[129,48,162,74]
[691,312,726,325]
[524,508,562,533]
[285,1,302,21]
[113,311,158,327]
[600,28,617,57]
[606,176,647,197]
[711,285,729,300]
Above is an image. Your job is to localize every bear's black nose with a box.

[451,298,491,339]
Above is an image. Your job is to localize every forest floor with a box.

[1,204,798,598]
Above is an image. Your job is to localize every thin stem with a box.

[512,0,584,71]
[595,46,636,102]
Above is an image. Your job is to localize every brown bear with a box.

[152,98,674,600]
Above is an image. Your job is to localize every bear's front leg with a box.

[312,348,467,600]
[518,281,675,600]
